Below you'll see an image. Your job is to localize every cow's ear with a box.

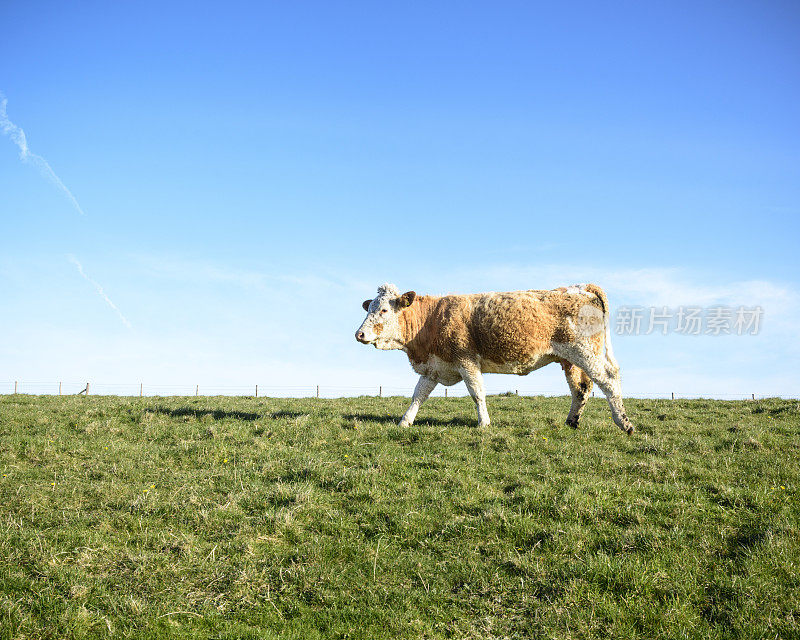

[362,299,372,311]
[397,291,416,308]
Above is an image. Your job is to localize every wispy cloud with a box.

[432,263,800,316]
[67,255,132,329]
[0,94,85,216]
[132,253,374,293]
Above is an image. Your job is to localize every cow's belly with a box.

[480,353,558,375]
[410,355,463,385]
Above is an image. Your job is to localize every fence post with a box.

[86,382,90,396]
[445,388,447,398]
[59,382,62,396]
[752,393,755,400]
[379,386,382,398]
[140,383,143,397]
[255,384,258,398]
[671,392,675,400]
[316,385,319,399]
[14,381,17,394]
[195,385,199,397]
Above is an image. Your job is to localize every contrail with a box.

[67,255,133,329]
[0,94,85,216]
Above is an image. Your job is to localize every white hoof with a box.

[398,419,411,428]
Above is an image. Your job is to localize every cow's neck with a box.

[399,296,438,350]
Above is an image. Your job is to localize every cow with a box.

[355,283,634,434]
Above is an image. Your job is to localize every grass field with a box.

[0,393,798,639]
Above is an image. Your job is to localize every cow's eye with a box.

[380,309,387,314]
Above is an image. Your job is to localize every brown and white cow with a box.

[355,283,634,434]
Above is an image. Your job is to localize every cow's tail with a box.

[584,283,618,374]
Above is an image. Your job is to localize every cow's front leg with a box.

[458,363,490,427]
[399,375,438,427]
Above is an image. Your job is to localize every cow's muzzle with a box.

[355,330,370,343]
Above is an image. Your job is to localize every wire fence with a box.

[0,381,794,401]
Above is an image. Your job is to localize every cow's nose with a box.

[356,330,366,342]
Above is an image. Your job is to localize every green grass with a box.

[0,394,798,639]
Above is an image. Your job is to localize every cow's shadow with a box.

[268,410,310,420]
[146,406,263,421]
[344,412,474,428]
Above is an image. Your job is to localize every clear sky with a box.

[1,1,798,398]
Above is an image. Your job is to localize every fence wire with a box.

[0,381,795,401]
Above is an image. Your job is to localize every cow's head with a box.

[355,283,416,350]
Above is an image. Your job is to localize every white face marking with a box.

[355,283,406,350]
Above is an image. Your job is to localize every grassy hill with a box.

[0,394,798,639]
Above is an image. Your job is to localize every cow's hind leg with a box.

[399,375,437,427]
[553,343,634,435]
[562,360,592,428]
[457,362,490,427]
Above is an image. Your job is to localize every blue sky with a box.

[1,1,798,397]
